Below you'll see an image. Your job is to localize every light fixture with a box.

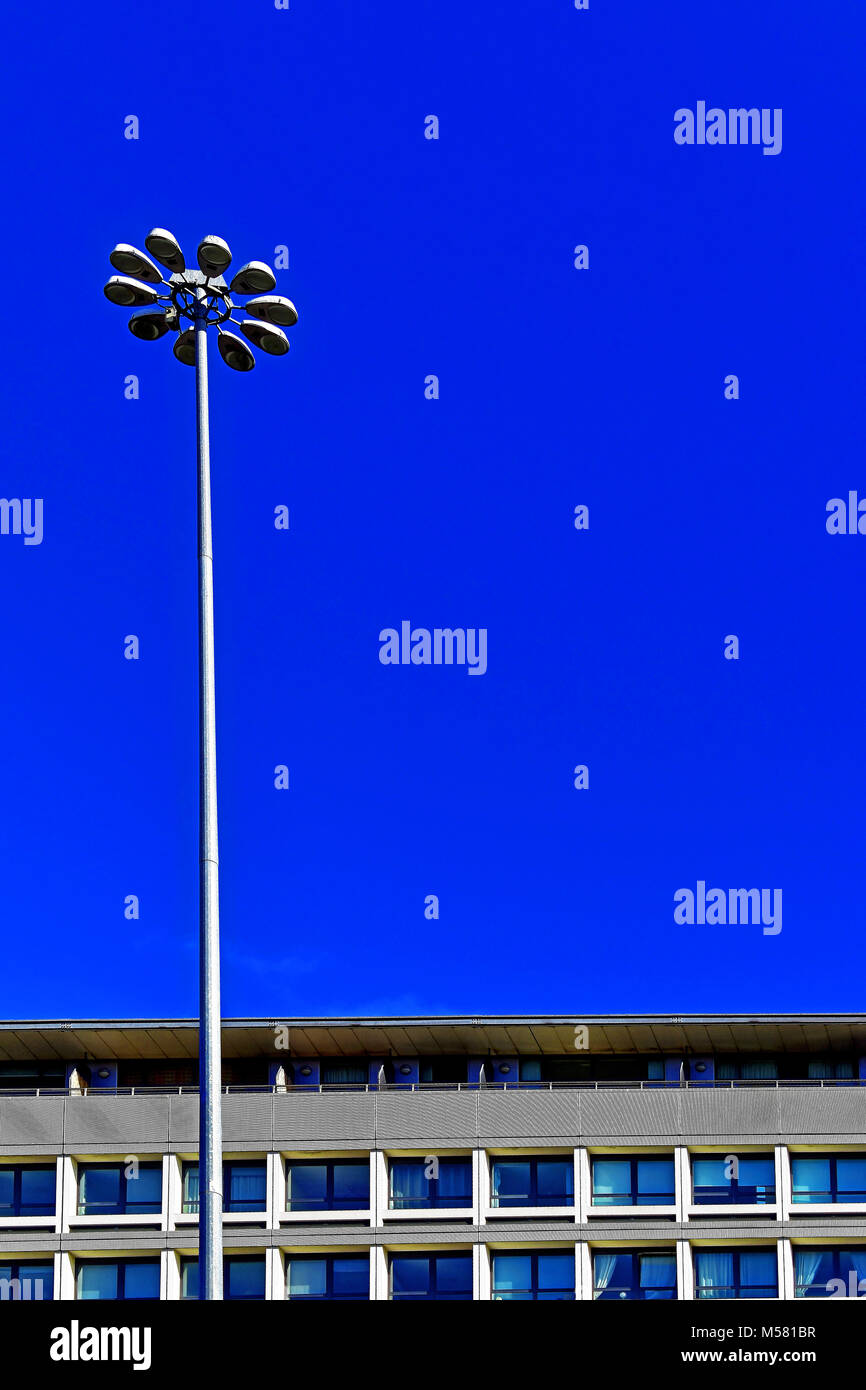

[240,319,289,356]
[128,308,171,341]
[173,328,196,366]
[110,244,163,284]
[145,228,185,272]
[97,1067,111,1079]
[217,329,255,372]
[299,1065,312,1078]
[694,1062,707,1073]
[104,275,159,308]
[244,294,298,327]
[230,261,277,295]
[197,235,232,276]
[498,1063,511,1074]
[398,1064,413,1076]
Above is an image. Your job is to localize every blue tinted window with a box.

[391,1254,472,1300]
[491,1157,573,1207]
[77,1163,161,1216]
[390,1158,471,1209]
[693,1154,775,1205]
[181,1257,265,1300]
[0,1261,54,1300]
[77,1260,159,1300]
[287,1159,369,1211]
[592,1157,674,1206]
[0,1165,55,1217]
[182,1161,265,1213]
[695,1249,777,1299]
[594,1250,676,1300]
[792,1155,866,1204]
[286,1255,368,1300]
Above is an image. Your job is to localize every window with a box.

[0,1064,65,1091]
[76,1259,160,1300]
[593,1251,677,1300]
[794,1248,866,1298]
[77,1163,162,1216]
[0,1261,54,1300]
[591,1156,675,1206]
[389,1157,472,1209]
[321,1063,367,1088]
[181,1256,265,1300]
[694,1249,778,1299]
[492,1251,575,1300]
[0,1165,56,1217]
[715,1059,778,1082]
[490,1157,574,1208]
[390,1253,472,1300]
[286,1159,369,1212]
[182,1160,267,1213]
[286,1255,369,1300]
[806,1059,854,1082]
[692,1155,775,1205]
[791,1155,866,1204]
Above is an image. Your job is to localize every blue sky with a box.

[0,0,863,1019]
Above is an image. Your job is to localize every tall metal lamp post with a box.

[104,231,297,1299]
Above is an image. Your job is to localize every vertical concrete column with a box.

[165,1155,182,1231]
[776,1144,791,1221]
[57,1252,75,1301]
[59,1156,76,1234]
[266,1152,282,1227]
[374,1150,389,1225]
[158,1249,169,1300]
[677,1239,694,1300]
[165,1250,181,1301]
[576,1147,591,1221]
[577,1241,593,1299]
[474,1149,489,1223]
[778,1237,794,1300]
[53,1156,64,1235]
[372,1244,388,1300]
[266,1246,283,1300]
[675,1146,691,1221]
[160,1154,172,1233]
[474,1242,491,1300]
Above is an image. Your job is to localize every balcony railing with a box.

[0,1078,863,1098]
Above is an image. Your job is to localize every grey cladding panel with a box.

[63,1097,170,1149]
[273,1094,375,1144]
[779,1088,866,1139]
[679,1088,780,1139]
[168,1096,200,1146]
[0,1096,65,1148]
[376,1093,477,1144]
[477,1092,580,1141]
[221,1095,273,1145]
[581,1090,681,1141]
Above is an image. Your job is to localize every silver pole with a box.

[195,290,224,1299]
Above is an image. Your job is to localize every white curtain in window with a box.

[593,1254,617,1296]
[794,1250,824,1296]
[696,1251,733,1298]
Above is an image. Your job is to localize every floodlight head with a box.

[128,308,171,341]
[145,228,185,273]
[218,330,255,372]
[230,261,277,295]
[110,244,163,284]
[104,275,160,308]
[198,235,232,277]
[239,319,289,356]
[173,329,197,366]
[243,295,298,328]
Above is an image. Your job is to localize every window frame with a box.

[388,1156,473,1210]
[285,1157,370,1212]
[285,1253,370,1301]
[592,1249,678,1300]
[590,1154,676,1207]
[0,1164,56,1218]
[691,1153,777,1206]
[180,1254,266,1300]
[790,1153,866,1205]
[182,1159,268,1214]
[75,1257,161,1301]
[76,1161,162,1217]
[490,1155,575,1208]
[389,1252,473,1301]
[694,1247,779,1300]
[793,1246,866,1298]
[0,1259,55,1300]
[492,1250,575,1300]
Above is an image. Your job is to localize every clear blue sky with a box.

[0,1,863,1019]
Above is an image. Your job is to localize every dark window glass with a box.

[182,1161,266,1213]
[286,1255,369,1300]
[792,1155,866,1205]
[321,1064,367,1088]
[493,1251,574,1300]
[491,1157,573,1207]
[76,1259,160,1300]
[180,1256,265,1300]
[77,1163,162,1216]
[286,1159,369,1212]
[0,1165,56,1217]
[591,1156,675,1206]
[389,1158,472,1209]
[391,1254,472,1301]
[593,1251,677,1300]
[795,1248,866,1298]
[695,1249,777,1299]
[0,1261,54,1300]
[692,1154,776,1205]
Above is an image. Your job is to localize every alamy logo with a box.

[50,1321,151,1371]
[826,492,866,534]
[674,103,782,156]
[0,497,43,545]
[674,881,782,936]
[379,621,487,676]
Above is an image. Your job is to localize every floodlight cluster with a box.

[104,229,298,371]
